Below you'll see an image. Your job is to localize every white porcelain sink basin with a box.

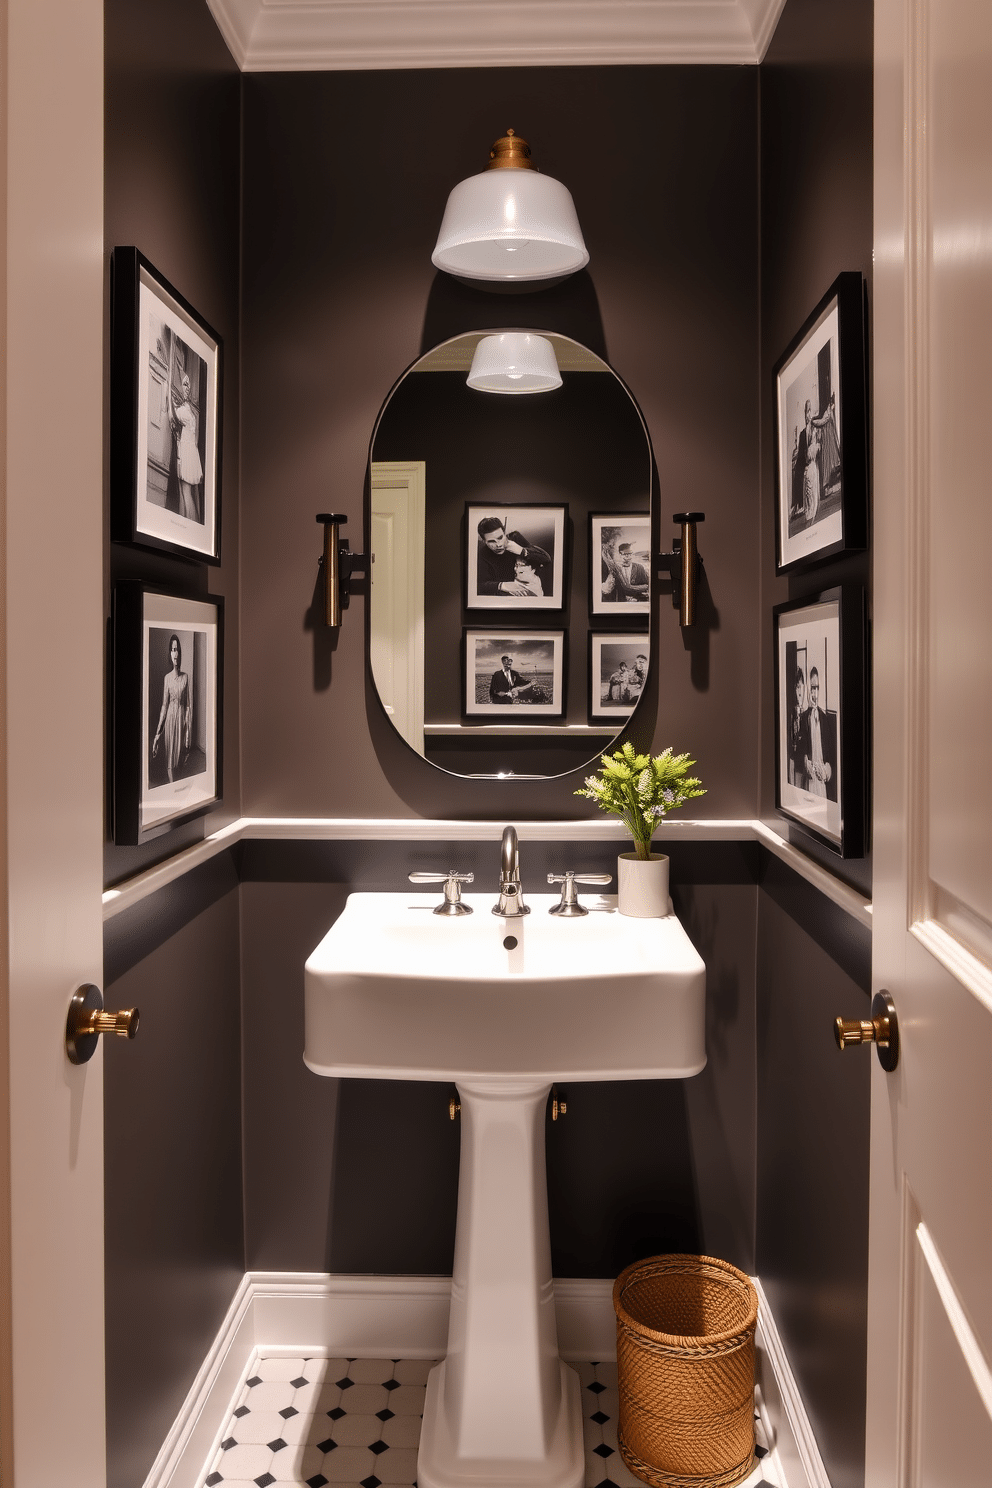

[304,887,707,1488]
[304,891,706,1083]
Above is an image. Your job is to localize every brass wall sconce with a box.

[316,513,369,628]
[657,512,705,627]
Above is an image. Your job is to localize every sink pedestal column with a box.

[418,1079,584,1488]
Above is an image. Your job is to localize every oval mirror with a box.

[368,330,653,779]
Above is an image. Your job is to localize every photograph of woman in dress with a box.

[151,633,191,784]
[170,370,204,524]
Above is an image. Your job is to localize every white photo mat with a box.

[776,298,843,570]
[141,591,219,834]
[464,630,566,717]
[135,267,220,559]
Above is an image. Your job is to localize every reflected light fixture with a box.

[432,129,589,284]
[467,332,563,394]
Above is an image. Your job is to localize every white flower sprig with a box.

[575,743,705,860]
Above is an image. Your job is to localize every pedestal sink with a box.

[305,891,706,1488]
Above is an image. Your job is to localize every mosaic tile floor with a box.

[197,1355,784,1488]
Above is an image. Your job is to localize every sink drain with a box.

[503,935,518,950]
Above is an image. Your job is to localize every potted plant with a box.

[575,743,705,916]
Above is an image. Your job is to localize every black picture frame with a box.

[773,271,868,575]
[588,633,650,724]
[113,581,224,845]
[773,586,866,857]
[589,512,651,619]
[111,246,223,564]
[465,503,568,611]
[462,628,567,720]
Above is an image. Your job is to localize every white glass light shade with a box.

[466,333,562,395]
[432,170,589,282]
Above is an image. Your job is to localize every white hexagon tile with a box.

[197,1355,784,1488]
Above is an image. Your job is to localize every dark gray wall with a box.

[239,66,760,820]
[756,2,874,1482]
[756,863,871,1488]
[760,0,874,897]
[103,4,243,1485]
[105,0,242,890]
[104,856,244,1488]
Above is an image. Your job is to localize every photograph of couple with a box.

[776,294,846,571]
[589,635,649,721]
[466,504,566,610]
[464,630,566,718]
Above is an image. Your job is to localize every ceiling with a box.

[205,0,789,71]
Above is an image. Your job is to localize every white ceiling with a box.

[205,0,789,72]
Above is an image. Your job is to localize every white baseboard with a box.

[753,1277,832,1488]
[144,1272,829,1488]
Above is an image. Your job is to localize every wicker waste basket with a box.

[613,1254,758,1488]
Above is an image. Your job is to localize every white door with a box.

[0,2,107,1483]
[370,461,426,755]
[869,0,992,1481]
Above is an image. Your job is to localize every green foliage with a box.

[574,743,706,860]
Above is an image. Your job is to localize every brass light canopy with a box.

[432,127,589,285]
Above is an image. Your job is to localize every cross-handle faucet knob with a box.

[409,870,475,916]
[547,871,613,917]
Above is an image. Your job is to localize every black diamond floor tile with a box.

[279,1405,298,1420]
[376,1408,395,1421]
[306,1477,329,1488]
[234,1406,250,1419]
[592,1480,612,1488]
[383,1379,401,1391]
[587,1381,606,1394]
[360,1476,381,1488]
[254,1475,276,1488]
[335,1376,354,1390]
[205,1475,223,1487]
[755,1444,768,1458]
[316,1437,336,1453]
[593,1443,614,1459]
[369,1440,389,1455]
[221,1436,237,1451]
[290,1376,308,1388]
[246,1376,263,1388]
[326,1407,346,1421]
[267,1437,287,1452]
[591,1410,609,1425]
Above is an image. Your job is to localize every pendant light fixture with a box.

[432,129,589,285]
[466,332,563,394]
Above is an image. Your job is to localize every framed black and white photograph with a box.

[466,504,567,610]
[590,513,651,617]
[463,629,566,719]
[113,582,224,844]
[589,634,650,723]
[111,247,223,564]
[774,272,868,575]
[773,587,866,857]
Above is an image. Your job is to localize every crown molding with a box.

[205,0,790,72]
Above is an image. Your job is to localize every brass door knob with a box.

[66,984,140,1065]
[834,990,899,1072]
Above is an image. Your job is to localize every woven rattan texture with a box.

[613,1255,758,1488]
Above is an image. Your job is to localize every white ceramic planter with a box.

[617,851,670,918]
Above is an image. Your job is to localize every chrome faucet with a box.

[493,825,529,918]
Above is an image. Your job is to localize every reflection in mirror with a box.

[369,332,653,779]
